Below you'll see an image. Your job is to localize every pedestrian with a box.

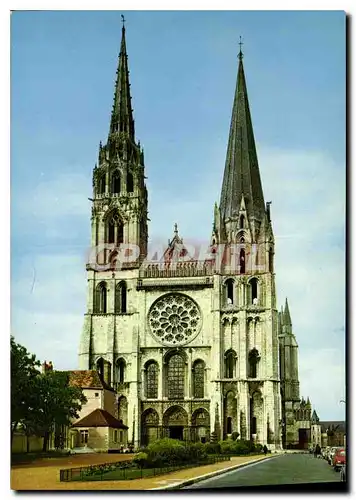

[263,445,268,455]
[315,444,321,458]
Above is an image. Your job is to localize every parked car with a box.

[333,448,346,471]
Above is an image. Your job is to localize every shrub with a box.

[205,442,221,455]
[146,438,187,466]
[218,439,253,456]
[219,440,233,454]
[186,442,207,461]
[231,432,240,441]
[132,452,148,468]
[142,438,208,468]
[231,441,250,455]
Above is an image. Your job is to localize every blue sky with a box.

[11,10,345,420]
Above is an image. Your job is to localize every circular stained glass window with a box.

[148,293,202,346]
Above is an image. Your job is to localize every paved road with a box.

[183,454,342,489]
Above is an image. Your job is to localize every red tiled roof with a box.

[72,409,128,429]
[66,370,112,391]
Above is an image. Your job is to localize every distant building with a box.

[320,421,346,448]
[43,364,129,453]
[311,410,322,447]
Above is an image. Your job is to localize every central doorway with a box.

[169,426,184,441]
[298,428,310,449]
[163,406,188,442]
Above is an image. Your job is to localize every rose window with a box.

[148,293,202,346]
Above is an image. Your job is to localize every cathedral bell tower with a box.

[79,20,148,374]
[212,43,282,447]
[91,20,148,269]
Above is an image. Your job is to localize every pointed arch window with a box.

[240,214,245,229]
[239,248,245,274]
[227,417,233,434]
[95,282,107,313]
[225,350,237,379]
[117,223,124,244]
[167,354,185,399]
[116,358,126,384]
[225,279,234,305]
[251,416,257,435]
[145,361,158,399]
[250,278,258,305]
[115,281,127,313]
[127,172,134,193]
[248,349,260,378]
[96,358,104,381]
[108,218,115,244]
[111,171,121,194]
[106,212,123,245]
[117,396,128,425]
[193,360,205,399]
[97,174,106,195]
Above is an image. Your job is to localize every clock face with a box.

[148,293,202,347]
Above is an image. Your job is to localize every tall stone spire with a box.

[284,298,292,327]
[109,16,135,139]
[219,43,265,222]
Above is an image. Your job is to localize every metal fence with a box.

[59,455,231,482]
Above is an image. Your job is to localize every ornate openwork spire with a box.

[219,43,265,221]
[109,16,135,139]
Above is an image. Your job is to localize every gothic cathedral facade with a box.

[79,24,307,449]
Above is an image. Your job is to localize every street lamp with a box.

[339,400,346,448]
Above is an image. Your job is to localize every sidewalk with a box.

[11,454,270,490]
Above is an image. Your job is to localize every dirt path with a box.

[11,454,268,490]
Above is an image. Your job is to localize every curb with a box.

[150,455,277,490]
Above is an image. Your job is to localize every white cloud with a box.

[13,172,91,223]
[11,309,82,371]
[299,348,346,421]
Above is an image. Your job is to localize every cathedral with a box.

[78,22,316,450]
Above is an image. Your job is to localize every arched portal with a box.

[191,408,210,443]
[141,408,160,446]
[163,406,188,441]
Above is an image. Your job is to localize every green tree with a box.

[10,336,41,442]
[31,371,87,451]
[11,337,87,452]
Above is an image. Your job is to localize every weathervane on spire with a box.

[121,14,126,27]
[238,36,244,60]
[174,223,178,236]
